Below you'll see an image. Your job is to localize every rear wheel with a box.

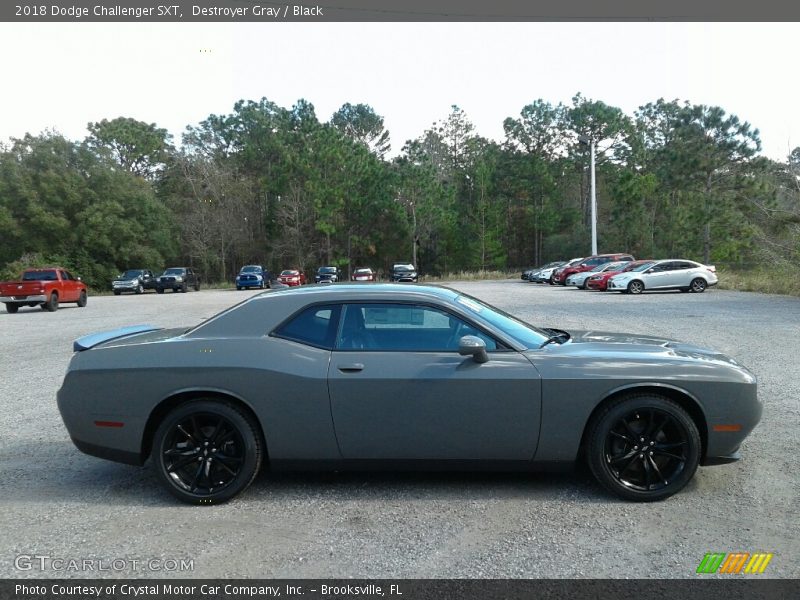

[690,278,707,293]
[153,400,263,504]
[113,290,121,296]
[586,394,700,501]
[42,292,58,311]
[627,280,644,295]
[194,281,200,291]
[5,303,19,314]
[156,287,164,294]
[77,291,87,307]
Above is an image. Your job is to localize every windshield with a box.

[629,262,656,272]
[281,270,297,276]
[455,294,549,349]
[163,268,185,275]
[22,270,57,281]
[121,270,143,278]
[240,266,261,273]
[393,264,414,271]
[354,269,372,275]
[318,267,337,274]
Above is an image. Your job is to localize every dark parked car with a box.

[112,269,156,295]
[58,284,760,504]
[236,265,271,290]
[391,263,418,282]
[155,268,200,293]
[315,266,341,284]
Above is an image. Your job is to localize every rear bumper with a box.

[1,294,46,303]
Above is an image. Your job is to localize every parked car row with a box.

[524,254,718,294]
[112,267,201,295]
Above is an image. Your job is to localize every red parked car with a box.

[0,267,88,313]
[586,259,654,291]
[351,267,377,282]
[551,253,635,285]
[278,269,306,286]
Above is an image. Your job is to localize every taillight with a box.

[706,265,716,273]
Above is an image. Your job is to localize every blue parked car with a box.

[235,265,271,290]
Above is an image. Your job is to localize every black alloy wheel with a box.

[627,280,644,295]
[153,400,262,504]
[690,278,707,293]
[587,394,700,501]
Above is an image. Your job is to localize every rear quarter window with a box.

[273,304,341,349]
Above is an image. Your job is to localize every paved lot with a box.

[0,282,797,578]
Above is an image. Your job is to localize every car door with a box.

[59,270,79,301]
[642,262,672,289]
[327,302,541,461]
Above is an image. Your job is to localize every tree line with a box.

[1,94,798,288]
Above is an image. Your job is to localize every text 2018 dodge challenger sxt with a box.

[57,285,760,504]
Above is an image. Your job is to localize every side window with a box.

[336,304,498,352]
[274,304,341,349]
[60,270,71,281]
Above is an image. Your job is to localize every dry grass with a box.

[715,266,800,297]
[422,270,521,282]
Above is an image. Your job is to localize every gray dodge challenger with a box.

[57,284,761,504]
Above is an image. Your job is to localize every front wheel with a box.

[153,400,263,505]
[135,284,144,294]
[586,394,700,501]
[77,291,87,307]
[156,287,164,294]
[194,281,200,291]
[690,278,707,293]
[627,280,644,295]
[5,303,19,314]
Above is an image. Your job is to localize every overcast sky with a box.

[1,22,798,160]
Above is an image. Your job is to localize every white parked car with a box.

[607,259,718,294]
[565,261,629,289]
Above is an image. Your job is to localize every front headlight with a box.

[175,276,184,282]
[156,277,162,282]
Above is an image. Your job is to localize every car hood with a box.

[544,330,750,370]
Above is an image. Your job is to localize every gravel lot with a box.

[0,282,797,579]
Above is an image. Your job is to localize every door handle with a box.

[337,363,364,372]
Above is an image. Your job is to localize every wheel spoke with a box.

[609,449,637,465]
[190,416,202,440]
[215,460,238,477]
[176,424,195,443]
[653,448,685,461]
[609,431,634,444]
[209,418,224,443]
[189,463,204,492]
[642,454,653,488]
[167,455,199,472]
[619,417,638,438]
[648,456,669,485]
[650,415,670,439]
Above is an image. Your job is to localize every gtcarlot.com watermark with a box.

[14,554,194,573]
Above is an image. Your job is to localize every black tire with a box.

[153,400,263,505]
[77,290,87,307]
[113,290,121,296]
[135,283,144,295]
[690,278,707,293]
[586,394,701,502]
[627,280,644,295]
[42,292,58,312]
[236,286,242,291]
[194,281,200,292]
[5,303,19,314]
[156,287,164,294]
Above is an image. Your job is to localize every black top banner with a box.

[3,0,800,22]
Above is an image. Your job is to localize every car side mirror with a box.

[458,335,488,363]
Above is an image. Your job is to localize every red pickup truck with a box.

[0,268,88,313]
